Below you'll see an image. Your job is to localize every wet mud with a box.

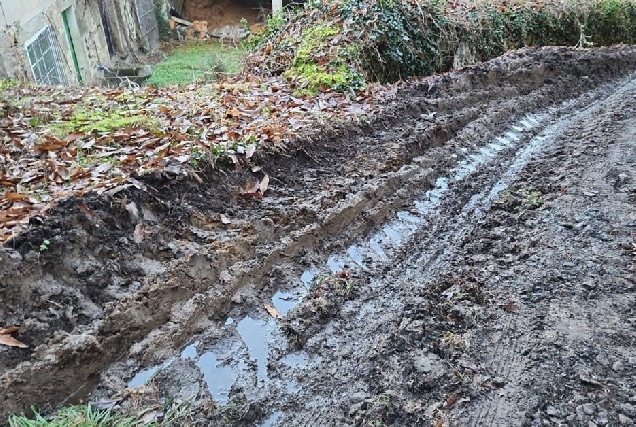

[1,46,636,425]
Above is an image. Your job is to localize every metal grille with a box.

[134,0,159,51]
[25,26,68,86]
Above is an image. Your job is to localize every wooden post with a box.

[272,0,282,13]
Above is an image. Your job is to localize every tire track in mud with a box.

[458,86,636,427]
[2,46,636,422]
[98,65,636,425]
[266,70,636,427]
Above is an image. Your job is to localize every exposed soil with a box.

[182,0,261,28]
[1,46,636,425]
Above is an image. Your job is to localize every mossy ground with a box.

[282,25,365,95]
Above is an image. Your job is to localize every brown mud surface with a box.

[1,46,636,425]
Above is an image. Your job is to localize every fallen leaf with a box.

[0,327,28,348]
[264,303,282,319]
[445,394,459,408]
[91,399,120,410]
[500,299,518,312]
[77,202,99,222]
[4,192,29,201]
[125,201,139,220]
[245,144,256,159]
[259,174,270,195]
[133,223,144,243]
[140,410,161,424]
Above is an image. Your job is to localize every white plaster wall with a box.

[0,0,113,84]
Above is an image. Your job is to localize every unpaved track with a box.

[1,47,635,425]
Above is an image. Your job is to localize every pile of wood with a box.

[168,16,207,40]
[168,17,248,41]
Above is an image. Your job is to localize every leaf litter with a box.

[0,77,397,243]
[0,327,28,348]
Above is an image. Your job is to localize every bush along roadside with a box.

[243,0,636,91]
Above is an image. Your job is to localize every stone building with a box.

[0,0,162,85]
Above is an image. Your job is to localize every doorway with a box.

[61,5,88,84]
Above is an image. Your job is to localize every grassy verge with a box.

[9,405,138,427]
[9,399,191,427]
[147,41,247,87]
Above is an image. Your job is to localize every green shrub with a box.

[244,0,636,89]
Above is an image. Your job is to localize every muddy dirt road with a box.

[1,46,635,426]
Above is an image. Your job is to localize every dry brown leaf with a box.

[77,202,99,222]
[445,393,459,408]
[245,144,256,159]
[259,174,270,195]
[0,327,28,348]
[264,303,282,319]
[140,410,160,424]
[4,192,29,201]
[125,201,139,220]
[133,223,144,243]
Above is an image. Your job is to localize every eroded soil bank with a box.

[1,46,635,425]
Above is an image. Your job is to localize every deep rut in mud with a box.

[1,46,636,425]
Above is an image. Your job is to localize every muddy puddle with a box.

[115,67,636,424]
[114,107,564,421]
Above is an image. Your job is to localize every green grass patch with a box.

[8,405,138,427]
[9,401,191,427]
[146,41,247,87]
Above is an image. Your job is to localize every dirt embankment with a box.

[1,46,636,424]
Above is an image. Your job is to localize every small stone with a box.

[589,422,598,427]
[546,406,560,416]
[413,355,432,373]
[349,392,368,404]
[583,403,596,415]
[612,360,624,371]
[595,354,610,367]
[629,356,636,365]
[492,376,506,388]
[631,396,636,403]
[619,414,634,426]
[595,412,609,426]
[621,403,636,417]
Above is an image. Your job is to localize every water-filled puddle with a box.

[272,290,306,316]
[128,366,160,389]
[300,270,315,287]
[127,357,174,388]
[326,254,345,273]
[181,341,199,360]
[127,112,549,416]
[197,350,236,403]
[237,317,272,382]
